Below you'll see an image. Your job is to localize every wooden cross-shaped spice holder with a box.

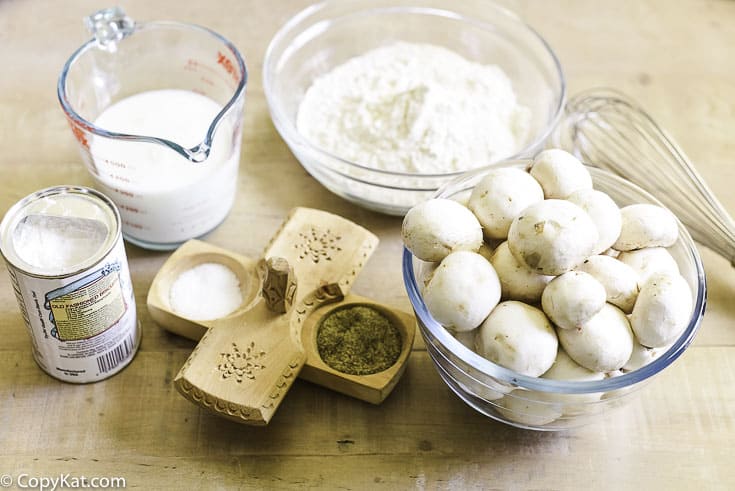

[147,208,415,425]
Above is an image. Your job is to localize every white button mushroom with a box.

[604,369,624,379]
[452,329,477,351]
[490,241,553,303]
[543,348,606,383]
[541,348,606,410]
[630,273,693,348]
[623,340,673,372]
[541,271,607,330]
[600,370,633,401]
[402,198,483,262]
[496,391,562,427]
[416,260,438,295]
[474,383,510,402]
[507,199,598,275]
[528,149,593,199]
[453,329,511,401]
[566,188,622,255]
[617,246,680,285]
[576,255,639,313]
[477,241,497,262]
[557,303,635,372]
[602,247,620,258]
[423,251,501,332]
[468,168,545,240]
[613,204,679,251]
[475,301,558,377]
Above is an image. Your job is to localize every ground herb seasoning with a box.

[316,305,402,375]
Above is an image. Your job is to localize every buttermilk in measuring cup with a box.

[90,89,241,247]
[0,187,140,383]
[58,8,247,250]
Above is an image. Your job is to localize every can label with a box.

[8,239,138,382]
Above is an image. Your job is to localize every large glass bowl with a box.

[264,0,565,215]
[402,160,706,430]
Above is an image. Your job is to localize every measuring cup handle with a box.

[84,7,135,51]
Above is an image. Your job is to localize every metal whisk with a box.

[554,87,735,265]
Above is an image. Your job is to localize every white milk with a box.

[91,89,240,248]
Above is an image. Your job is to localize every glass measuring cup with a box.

[58,7,247,250]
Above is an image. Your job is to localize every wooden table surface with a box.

[1,0,734,489]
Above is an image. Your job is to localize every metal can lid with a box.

[0,186,121,278]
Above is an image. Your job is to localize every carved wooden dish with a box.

[300,294,415,404]
[146,240,260,340]
[146,208,416,425]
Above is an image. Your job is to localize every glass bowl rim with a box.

[402,160,707,394]
[263,0,567,180]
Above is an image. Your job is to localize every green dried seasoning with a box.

[316,305,402,375]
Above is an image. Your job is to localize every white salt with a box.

[13,215,108,274]
[169,262,243,320]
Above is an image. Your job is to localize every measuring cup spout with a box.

[185,143,212,163]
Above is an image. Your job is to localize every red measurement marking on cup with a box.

[184,58,235,91]
[217,51,240,84]
[111,188,135,198]
[69,121,90,150]
[185,58,212,73]
[109,174,131,184]
[118,204,142,214]
[102,159,128,169]
[122,220,146,230]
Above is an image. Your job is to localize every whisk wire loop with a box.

[555,88,735,265]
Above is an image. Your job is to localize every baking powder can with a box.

[0,186,140,383]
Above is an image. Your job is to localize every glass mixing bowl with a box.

[402,160,706,430]
[264,0,565,215]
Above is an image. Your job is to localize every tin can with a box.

[0,186,140,383]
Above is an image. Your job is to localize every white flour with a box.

[297,42,531,174]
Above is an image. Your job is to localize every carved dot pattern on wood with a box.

[294,227,343,263]
[217,342,266,383]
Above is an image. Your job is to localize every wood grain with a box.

[299,294,416,404]
[172,209,378,425]
[1,0,734,488]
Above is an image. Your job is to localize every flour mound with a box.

[296,42,531,174]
